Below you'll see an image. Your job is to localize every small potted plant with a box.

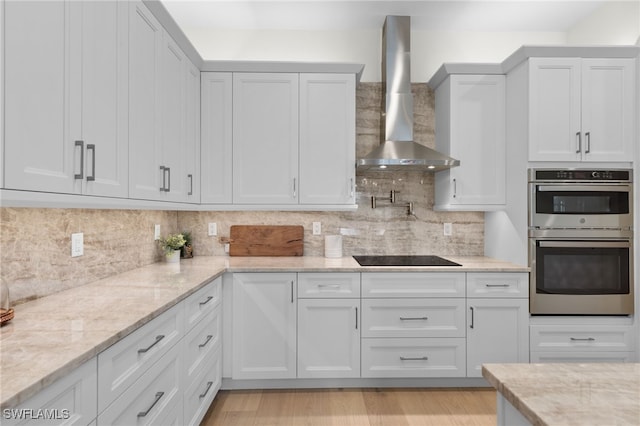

[181,231,193,258]
[159,233,186,263]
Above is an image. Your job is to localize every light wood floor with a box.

[200,388,497,426]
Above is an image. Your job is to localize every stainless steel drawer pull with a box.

[199,296,214,306]
[585,131,591,154]
[400,356,428,361]
[137,391,164,417]
[137,335,165,354]
[75,141,84,179]
[399,316,428,321]
[199,335,213,348]
[469,306,475,329]
[199,381,214,399]
[318,284,341,289]
[86,144,96,181]
[576,131,582,153]
[485,284,510,288]
[160,166,166,192]
[188,174,193,195]
[570,337,595,342]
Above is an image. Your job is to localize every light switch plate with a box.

[71,233,84,257]
[154,224,161,240]
[443,223,453,236]
[312,222,321,235]
[208,223,218,236]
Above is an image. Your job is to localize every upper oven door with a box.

[529,183,633,229]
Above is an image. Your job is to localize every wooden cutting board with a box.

[229,225,304,256]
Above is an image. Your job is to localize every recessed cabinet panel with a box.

[232,73,299,204]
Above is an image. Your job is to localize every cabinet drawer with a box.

[530,325,635,352]
[362,273,465,298]
[183,277,222,329]
[361,338,466,378]
[183,305,221,386]
[298,273,360,298]
[466,273,528,298]
[98,342,182,426]
[184,347,222,426]
[362,298,466,338]
[2,358,97,426]
[98,304,183,413]
[530,351,637,363]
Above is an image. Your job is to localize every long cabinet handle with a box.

[469,306,474,329]
[484,284,510,288]
[452,178,457,198]
[199,296,214,306]
[570,337,595,342]
[576,132,582,153]
[400,356,428,361]
[188,174,193,195]
[199,381,214,399]
[137,391,164,418]
[355,307,358,330]
[74,141,84,179]
[160,166,166,192]
[199,335,213,348]
[166,167,171,192]
[138,335,165,354]
[585,131,591,154]
[291,281,294,303]
[292,178,297,198]
[318,284,341,289]
[400,316,428,321]
[86,144,96,181]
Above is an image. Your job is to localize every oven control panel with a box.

[531,169,632,182]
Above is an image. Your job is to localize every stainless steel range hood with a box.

[357,16,459,172]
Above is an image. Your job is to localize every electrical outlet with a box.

[443,223,453,236]
[208,223,218,236]
[71,233,84,257]
[312,222,321,235]
[154,224,161,240]
[224,243,230,253]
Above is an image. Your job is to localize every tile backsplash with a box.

[0,82,483,303]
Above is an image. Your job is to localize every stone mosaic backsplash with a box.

[0,83,483,303]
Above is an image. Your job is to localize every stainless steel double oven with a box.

[528,169,634,315]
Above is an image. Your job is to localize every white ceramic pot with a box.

[165,249,180,263]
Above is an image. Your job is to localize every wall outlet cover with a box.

[208,223,218,236]
[154,224,161,240]
[71,233,84,257]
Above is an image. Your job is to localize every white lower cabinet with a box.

[232,273,297,379]
[361,338,466,378]
[98,342,182,425]
[297,273,361,378]
[530,323,636,363]
[466,272,530,378]
[1,358,97,426]
[184,347,222,426]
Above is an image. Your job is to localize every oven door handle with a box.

[538,241,630,248]
[536,185,629,192]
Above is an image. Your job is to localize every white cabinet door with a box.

[159,34,188,202]
[580,58,635,162]
[4,1,75,193]
[299,73,356,205]
[528,58,582,162]
[183,61,200,202]
[128,1,163,200]
[232,73,299,204]
[232,273,297,379]
[78,0,128,198]
[297,298,360,378]
[528,57,636,162]
[200,72,233,204]
[434,74,505,210]
[466,298,529,378]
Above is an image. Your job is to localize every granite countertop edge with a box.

[1,255,528,408]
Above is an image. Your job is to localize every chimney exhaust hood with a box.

[357,16,459,172]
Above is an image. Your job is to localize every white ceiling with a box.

[161,0,611,32]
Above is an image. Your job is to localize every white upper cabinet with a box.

[128,1,198,203]
[528,57,635,162]
[299,74,356,205]
[128,1,163,201]
[434,74,506,210]
[232,73,299,204]
[4,0,128,197]
[200,72,233,204]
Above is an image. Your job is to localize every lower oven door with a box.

[529,238,634,315]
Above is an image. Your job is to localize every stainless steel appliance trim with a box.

[536,184,632,192]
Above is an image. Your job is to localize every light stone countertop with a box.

[482,363,640,426]
[0,255,527,409]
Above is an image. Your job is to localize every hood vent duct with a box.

[357,16,459,172]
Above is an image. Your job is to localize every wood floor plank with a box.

[200,388,496,426]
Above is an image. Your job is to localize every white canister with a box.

[324,235,343,258]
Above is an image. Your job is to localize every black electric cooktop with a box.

[352,255,461,267]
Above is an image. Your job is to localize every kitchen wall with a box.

[0,82,482,304]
